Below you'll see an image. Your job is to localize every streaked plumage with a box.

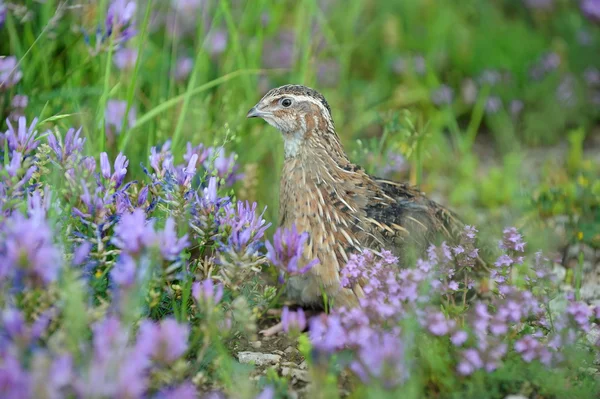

[248,85,466,308]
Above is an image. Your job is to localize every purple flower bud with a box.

[204,30,228,56]
[431,85,454,106]
[581,0,600,22]
[137,186,149,206]
[3,116,40,155]
[111,254,137,287]
[112,209,156,255]
[255,386,275,399]
[156,218,189,260]
[105,0,137,45]
[73,242,92,266]
[265,225,318,280]
[174,57,194,81]
[105,100,136,135]
[0,56,23,89]
[1,212,62,285]
[137,318,189,364]
[156,382,198,399]
[82,156,96,173]
[113,48,138,70]
[192,278,224,306]
[281,306,307,333]
[451,330,468,346]
[100,152,111,179]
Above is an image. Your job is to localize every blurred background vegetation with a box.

[1,0,599,254]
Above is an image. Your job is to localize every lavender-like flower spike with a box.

[265,225,319,280]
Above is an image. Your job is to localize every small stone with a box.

[504,395,528,399]
[250,340,262,349]
[299,360,307,370]
[237,351,281,366]
[284,346,297,354]
[273,350,285,356]
[281,367,310,382]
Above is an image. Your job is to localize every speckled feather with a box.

[249,85,467,308]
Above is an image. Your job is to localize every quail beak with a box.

[246,106,266,119]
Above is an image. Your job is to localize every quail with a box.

[247,84,467,310]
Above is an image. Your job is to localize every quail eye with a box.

[281,98,292,107]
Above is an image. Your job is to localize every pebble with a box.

[281,367,310,382]
[237,351,281,366]
[250,341,262,349]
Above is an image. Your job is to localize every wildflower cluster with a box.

[306,226,600,391]
[0,111,275,397]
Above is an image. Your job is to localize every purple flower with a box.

[316,59,340,87]
[105,0,137,44]
[156,382,198,399]
[3,116,40,155]
[510,99,524,117]
[0,3,6,28]
[515,335,552,364]
[47,127,85,164]
[114,48,138,70]
[110,254,137,287]
[451,330,468,346]
[205,148,242,186]
[424,311,453,336]
[413,55,426,75]
[175,57,194,81]
[193,279,224,308]
[99,152,129,188]
[1,307,51,346]
[262,30,296,69]
[155,218,189,260]
[500,227,526,252]
[581,0,600,21]
[281,306,307,333]
[265,225,319,279]
[484,96,502,114]
[457,348,483,375]
[0,56,23,89]
[30,352,73,399]
[73,242,92,266]
[9,95,28,120]
[137,318,189,364]
[566,301,592,331]
[204,30,228,56]
[309,313,346,353]
[105,100,136,135]
[0,353,31,399]
[391,56,406,75]
[349,332,407,388]
[112,209,156,255]
[254,386,275,399]
[0,212,62,285]
[431,84,454,106]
